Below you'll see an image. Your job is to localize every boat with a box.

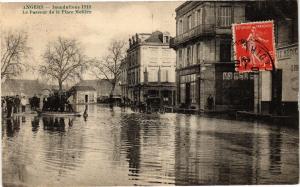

[37,110,82,117]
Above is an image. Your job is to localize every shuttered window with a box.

[219,7,232,27]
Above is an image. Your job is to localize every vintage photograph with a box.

[1,1,299,186]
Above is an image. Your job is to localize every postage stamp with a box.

[232,21,276,72]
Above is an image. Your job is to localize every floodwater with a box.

[2,105,299,186]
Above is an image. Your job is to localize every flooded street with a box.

[2,105,299,186]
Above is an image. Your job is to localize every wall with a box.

[276,44,298,102]
[140,45,176,83]
[75,91,96,104]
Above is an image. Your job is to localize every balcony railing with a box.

[171,24,215,47]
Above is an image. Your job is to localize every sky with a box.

[1,1,182,81]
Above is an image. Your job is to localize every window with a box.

[178,49,183,68]
[194,11,198,27]
[187,46,192,66]
[191,82,196,104]
[144,68,148,83]
[161,69,166,82]
[196,43,201,63]
[166,70,169,82]
[148,69,158,82]
[180,84,185,104]
[219,7,232,27]
[178,19,183,35]
[161,69,169,82]
[197,8,203,25]
[187,15,192,30]
[220,40,231,62]
[177,21,179,35]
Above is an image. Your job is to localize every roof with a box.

[1,79,45,96]
[145,31,164,43]
[71,85,96,91]
[73,85,96,91]
[74,79,121,96]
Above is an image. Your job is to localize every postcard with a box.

[1,1,298,186]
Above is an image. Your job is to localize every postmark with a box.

[232,21,276,72]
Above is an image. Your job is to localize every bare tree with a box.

[1,31,30,80]
[91,40,127,98]
[39,37,88,91]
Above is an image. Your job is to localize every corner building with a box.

[246,0,298,115]
[171,1,254,111]
[127,31,176,106]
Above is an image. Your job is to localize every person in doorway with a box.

[207,94,214,110]
[21,96,27,113]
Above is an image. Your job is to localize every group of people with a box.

[29,95,40,110]
[42,92,73,112]
[2,91,75,118]
[2,95,29,118]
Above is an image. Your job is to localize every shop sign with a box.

[223,72,254,80]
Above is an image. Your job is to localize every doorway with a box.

[185,83,191,107]
[85,95,88,103]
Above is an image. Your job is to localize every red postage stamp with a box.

[232,21,276,72]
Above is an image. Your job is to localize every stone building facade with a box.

[127,31,176,106]
[120,57,128,100]
[171,1,254,111]
[245,0,298,115]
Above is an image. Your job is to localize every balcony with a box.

[170,24,215,48]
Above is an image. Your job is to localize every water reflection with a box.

[2,105,299,186]
[120,115,141,178]
[6,117,20,138]
[269,125,282,175]
[42,117,66,132]
[31,116,40,133]
[174,115,298,185]
[40,116,84,179]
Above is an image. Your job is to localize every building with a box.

[171,1,254,111]
[1,79,53,97]
[75,79,121,99]
[245,0,298,115]
[120,57,128,100]
[70,85,97,104]
[127,31,176,106]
